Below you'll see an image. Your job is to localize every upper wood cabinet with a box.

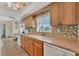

[51,3,59,26]
[59,3,63,24]
[51,2,77,25]
[24,16,35,27]
[76,3,79,24]
[62,3,76,24]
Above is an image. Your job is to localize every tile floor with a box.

[0,38,29,56]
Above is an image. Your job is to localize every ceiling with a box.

[0,2,51,21]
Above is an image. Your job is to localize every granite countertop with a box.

[21,34,79,54]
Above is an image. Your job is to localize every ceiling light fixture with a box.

[7,2,26,10]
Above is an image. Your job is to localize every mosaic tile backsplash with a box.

[52,24,78,38]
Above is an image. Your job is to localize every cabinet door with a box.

[23,36,26,49]
[25,16,34,27]
[28,38,34,56]
[77,3,79,24]
[25,37,34,56]
[23,37,43,56]
[24,37,28,52]
[21,36,24,48]
[21,36,23,46]
[30,39,34,56]
[26,38,30,54]
[62,3,76,24]
[59,3,63,24]
[51,3,59,26]
[33,40,43,56]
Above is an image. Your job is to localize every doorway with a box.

[0,24,5,38]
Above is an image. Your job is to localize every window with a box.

[36,12,52,33]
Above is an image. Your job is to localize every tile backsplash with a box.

[52,24,78,39]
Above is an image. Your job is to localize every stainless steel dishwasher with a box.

[44,43,75,56]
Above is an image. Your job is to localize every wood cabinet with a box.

[22,37,34,55]
[51,3,59,26]
[76,3,79,24]
[24,16,35,27]
[62,3,76,24]
[51,2,77,25]
[51,3,63,25]
[21,35,25,48]
[75,53,79,56]
[21,35,78,56]
[21,36,43,56]
[33,40,43,56]
[24,37,29,54]
[27,37,34,55]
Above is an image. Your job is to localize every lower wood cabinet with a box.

[21,35,78,56]
[27,37,34,55]
[21,35,25,48]
[33,40,43,56]
[21,36,43,56]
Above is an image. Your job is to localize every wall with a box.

[5,21,13,38]
[0,21,13,38]
[13,21,20,34]
[13,20,21,45]
[0,24,5,38]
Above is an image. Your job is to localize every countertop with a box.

[21,34,79,54]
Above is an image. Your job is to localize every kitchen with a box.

[20,2,79,56]
[0,2,79,56]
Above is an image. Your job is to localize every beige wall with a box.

[0,20,21,38]
[5,21,13,38]
[13,21,20,34]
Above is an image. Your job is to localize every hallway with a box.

[0,38,29,56]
